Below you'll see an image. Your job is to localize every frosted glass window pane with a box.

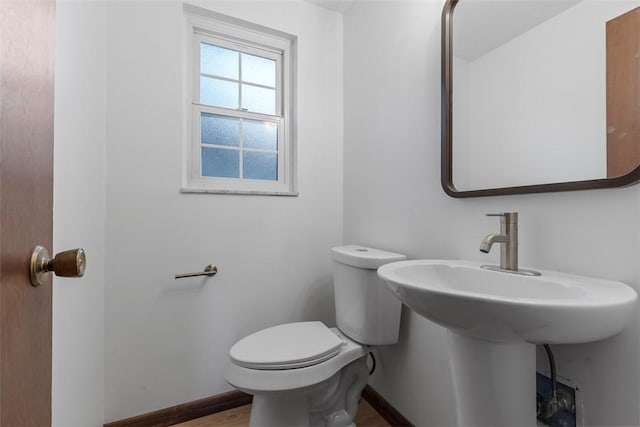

[243,151,277,181]
[201,114,239,147]
[201,147,239,178]
[243,120,277,150]
[241,53,276,87]
[242,85,276,115]
[201,43,238,80]
[201,77,239,109]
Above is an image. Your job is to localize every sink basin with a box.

[378,259,637,344]
[378,259,638,426]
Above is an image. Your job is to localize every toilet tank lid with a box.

[331,245,406,269]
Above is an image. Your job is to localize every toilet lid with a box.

[230,321,344,370]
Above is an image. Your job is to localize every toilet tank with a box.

[331,245,406,345]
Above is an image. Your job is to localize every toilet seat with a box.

[229,321,345,370]
[225,326,370,394]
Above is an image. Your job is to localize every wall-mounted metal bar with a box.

[175,264,218,279]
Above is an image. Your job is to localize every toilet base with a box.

[248,355,369,427]
[250,393,311,427]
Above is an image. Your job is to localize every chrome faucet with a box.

[480,212,540,276]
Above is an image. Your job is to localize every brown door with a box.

[0,0,56,424]
[606,6,640,178]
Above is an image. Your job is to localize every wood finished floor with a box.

[173,399,391,427]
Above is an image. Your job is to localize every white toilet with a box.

[225,245,406,427]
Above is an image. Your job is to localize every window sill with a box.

[180,187,299,196]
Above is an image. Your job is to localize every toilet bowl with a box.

[226,324,370,427]
[225,245,406,427]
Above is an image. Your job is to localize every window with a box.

[183,7,297,195]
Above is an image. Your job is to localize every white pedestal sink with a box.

[378,260,638,427]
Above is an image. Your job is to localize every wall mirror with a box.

[442,0,640,197]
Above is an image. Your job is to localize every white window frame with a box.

[182,6,297,196]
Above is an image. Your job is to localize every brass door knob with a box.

[29,246,86,287]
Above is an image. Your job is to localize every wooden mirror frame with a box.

[441,0,640,198]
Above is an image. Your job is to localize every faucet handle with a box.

[486,212,518,223]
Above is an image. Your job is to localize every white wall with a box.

[53,1,106,425]
[104,1,343,421]
[452,56,471,189]
[344,1,640,426]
